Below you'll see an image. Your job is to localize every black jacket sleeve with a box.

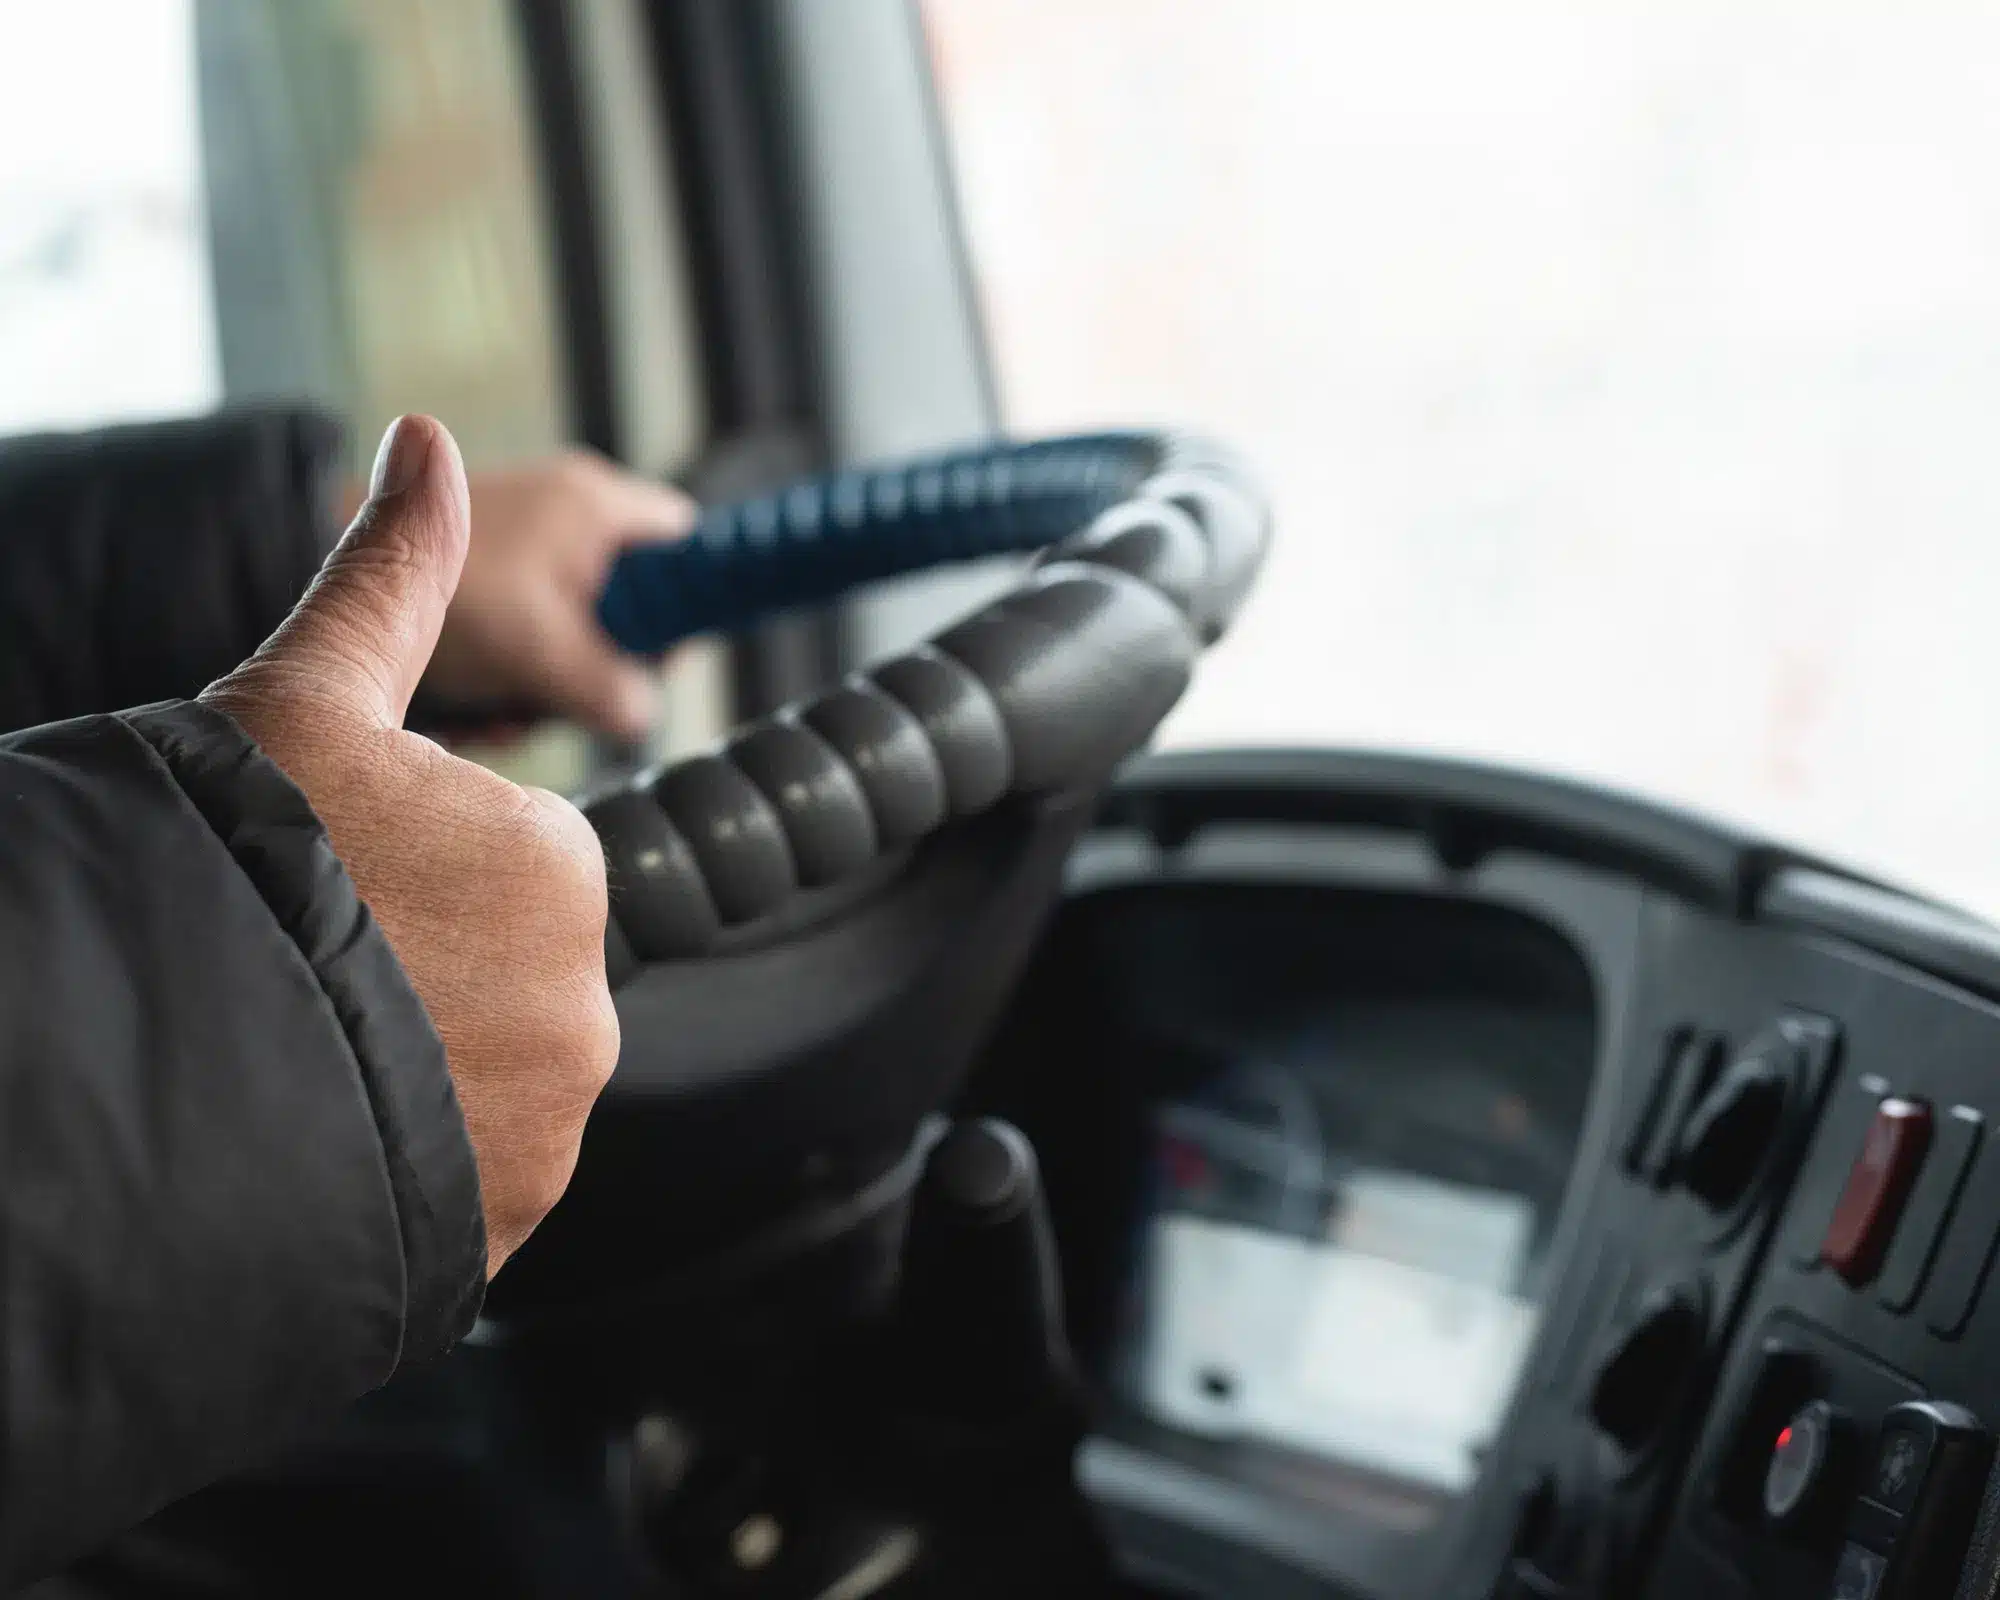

[0,409,347,735]
[0,699,487,1587]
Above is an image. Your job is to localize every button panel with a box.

[1526,869,2000,1600]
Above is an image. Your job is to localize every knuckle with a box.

[586,988,621,1083]
[518,788,610,914]
[556,1014,620,1109]
[523,1145,582,1225]
[525,974,618,1081]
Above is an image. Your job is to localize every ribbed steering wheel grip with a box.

[865,650,1010,816]
[597,569,1196,964]
[1139,467,1268,643]
[797,682,950,840]
[588,789,722,958]
[721,721,877,886]
[927,564,1193,793]
[1038,498,1208,616]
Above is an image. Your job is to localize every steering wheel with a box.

[491,431,1269,1316]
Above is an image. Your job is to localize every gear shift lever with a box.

[895,1118,1079,1432]
[866,1118,1117,1595]
[638,1120,1115,1597]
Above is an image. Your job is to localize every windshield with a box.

[924,1,2000,917]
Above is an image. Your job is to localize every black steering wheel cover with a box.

[492,797,1096,1315]
[501,434,1267,1313]
[589,434,1266,965]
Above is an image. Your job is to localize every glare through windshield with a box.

[927,0,2000,915]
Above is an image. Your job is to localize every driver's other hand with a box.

[353,447,695,742]
[205,415,619,1278]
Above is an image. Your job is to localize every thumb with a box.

[255,415,471,729]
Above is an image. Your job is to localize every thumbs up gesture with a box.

[202,416,618,1276]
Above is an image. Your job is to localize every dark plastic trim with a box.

[1760,868,2000,1005]
[1100,748,1790,914]
[1104,747,2000,1006]
[514,0,620,457]
[640,0,841,715]
[641,0,823,438]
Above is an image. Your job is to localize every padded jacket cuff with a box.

[0,703,481,1583]
[125,699,487,1360]
[0,406,348,735]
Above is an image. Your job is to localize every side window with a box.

[0,1,221,434]
[0,0,571,469]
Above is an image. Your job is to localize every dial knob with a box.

[1675,1039,1798,1209]
[1589,1285,1708,1452]
[1763,1399,1849,1534]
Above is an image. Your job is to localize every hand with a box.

[340,450,694,742]
[207,415,619,1276]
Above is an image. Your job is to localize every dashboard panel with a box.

[965,750,2000,1600]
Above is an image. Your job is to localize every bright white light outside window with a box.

[0,0,220,434]
[927,1,2000,919]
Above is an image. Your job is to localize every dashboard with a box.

[964,749,2000,1600]
[88,744,2000,1600]
[130,740,2000,1600]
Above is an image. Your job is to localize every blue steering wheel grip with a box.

[594,431,1178,655]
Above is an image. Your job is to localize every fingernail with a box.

[369,415,432,498]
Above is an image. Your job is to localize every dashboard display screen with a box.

[1127,1072,1544,1492]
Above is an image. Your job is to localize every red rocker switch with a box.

[1822,1098,1932,1287]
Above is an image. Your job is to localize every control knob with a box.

[1589,1284,1708,1453]
[1674,1036,1800,1210]
[1761,1398,1851,1537]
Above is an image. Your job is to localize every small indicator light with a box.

[1777,1424,1794,1452]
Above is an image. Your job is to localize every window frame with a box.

[518,0,1005,725]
